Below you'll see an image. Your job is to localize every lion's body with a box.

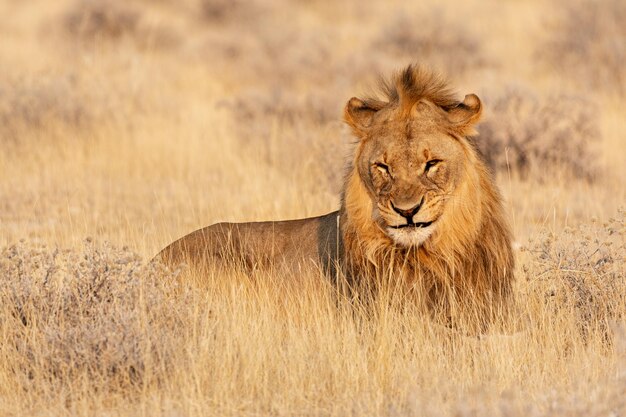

[157,64,514,327]
[159,212,342,275]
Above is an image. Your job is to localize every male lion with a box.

[158,65,514,327]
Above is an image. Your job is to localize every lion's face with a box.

[357,111,467,246]
[345,91,482,248]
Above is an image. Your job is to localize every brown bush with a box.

[226,89,338,139]
[201,25,339,89]
[477,85,601,180]
[223,88,346,190]
[0,240,193,393]
[198,0,266,24]
[373,8,487,74]
[522,211,626,339]
[0,77,92,143]
[539,0,625,93]
[64,0,141,41]
[0,72,163,145]
[62,0,180,50]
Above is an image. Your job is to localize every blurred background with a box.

[0,0,623,256]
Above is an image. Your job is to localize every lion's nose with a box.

[391,197,424,220]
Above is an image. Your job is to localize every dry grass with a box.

[1,233,624,416]
[0,0,625,416]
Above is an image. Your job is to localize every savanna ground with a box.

[0,0,624,416]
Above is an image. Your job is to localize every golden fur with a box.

[158,64,514,328]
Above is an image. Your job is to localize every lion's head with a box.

[342,65,490,251]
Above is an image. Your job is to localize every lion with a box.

[157,64,514,328]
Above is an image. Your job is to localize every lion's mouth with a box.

[388,221,434,229]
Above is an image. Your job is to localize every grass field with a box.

[0,0,624,416]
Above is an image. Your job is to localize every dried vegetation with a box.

[478,86,601,180]
[522,211,625,339]
[373,8,487,74]
[0,240,191,394]
[540,0,626,93]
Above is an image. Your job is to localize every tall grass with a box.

[1,231,623,416]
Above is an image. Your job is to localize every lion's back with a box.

[156,212,342,274]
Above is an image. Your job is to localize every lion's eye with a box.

[424,159,441,173]
[374,162,390,175]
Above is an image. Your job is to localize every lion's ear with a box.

[447,94,482,136]
[344,97,380,138]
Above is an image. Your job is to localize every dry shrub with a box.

[223,89,346,190]
[63,0,179,49]
[373,8,486,74]
[191,0,341,87]
[477,85,601,180]
[65,0,141,40]
[198,0,266,24]
[540,0,625,93]
[0,73,160,145]
[0,240,193,394]
[522,211,626,339]
[0,76,93,143]
[257,29,337,85]
[227,89,338,141]
[203,26,338,88]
